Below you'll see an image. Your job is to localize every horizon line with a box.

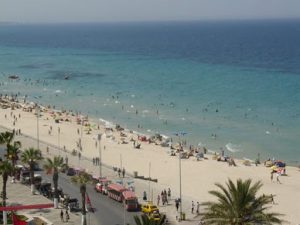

[1,17,300,25]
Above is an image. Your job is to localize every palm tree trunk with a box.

[80,184,87,225]
[2,174,8,225]
[30,163,35,194]
[53,171,59,208]
[12,158,16,182]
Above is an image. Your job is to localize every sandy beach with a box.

[0,98,300,224]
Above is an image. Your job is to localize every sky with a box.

[1,0,300,23]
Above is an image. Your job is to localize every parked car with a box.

[141,202,159,214]
[39,182,52,197]
[20,169,30,183]
[66,167,76,176]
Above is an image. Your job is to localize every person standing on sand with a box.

[191,201,195,214]
[168,188,171,200]
[60,210,64,222]
[122,168,125,178]
[157,194,160,206]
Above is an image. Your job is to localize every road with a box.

[40,171,140,225]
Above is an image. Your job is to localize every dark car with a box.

[66,167,76,176]
[39,182,52,197]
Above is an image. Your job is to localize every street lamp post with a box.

[148,162,151,201]
[36,103,40,150]
[58,126,61,156]
[97,134,102,178]
[174,131,187,221]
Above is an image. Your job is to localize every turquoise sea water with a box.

[0,21,300,163]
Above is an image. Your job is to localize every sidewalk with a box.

[0,180,81,225]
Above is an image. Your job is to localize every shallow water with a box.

[0,20,300,164]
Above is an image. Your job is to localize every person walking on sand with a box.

[65,210,70,222]
[122,168,125,178]
[271,170,274,182]
[191,201,195,214]
[276,172,281,184]
[270,194,275,204]
[60,209,64,222]
[196,201,200,214]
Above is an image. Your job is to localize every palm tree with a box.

[71,171,92,225]
[200,178,283,225]
[0,160,14,225]
[21,148,43,194]
[0,131,20,156]
[43,156,65,208]
[6,141,21,168]
[134,214,166,225]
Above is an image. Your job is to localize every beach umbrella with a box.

[275,161,285,167]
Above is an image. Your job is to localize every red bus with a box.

[107,183,127,202]
[122,190,139,211]
[107,183,139,211]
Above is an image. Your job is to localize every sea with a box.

[0,20,300,164]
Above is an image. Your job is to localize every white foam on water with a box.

[142,110,149,113]
[54,89,62,93]
[243,157,254,162]
[198,142,205,147]
[181,117,185,120]
[130,105,134,108]
[115,100,120,104]
[266,131,270,134]
[226,143,242,153]
[131,94,135,98]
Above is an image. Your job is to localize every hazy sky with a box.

[1,0,300,23]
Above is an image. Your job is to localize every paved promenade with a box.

[0,180,81,225]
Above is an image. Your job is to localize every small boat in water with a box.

[8,75,19,79]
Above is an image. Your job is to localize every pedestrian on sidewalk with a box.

[118,168,121,177]
[60,209,64,222]
[175,199,179,211]
[157,194,160,206]
[143,191,147,201]
[191,201,195,214]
